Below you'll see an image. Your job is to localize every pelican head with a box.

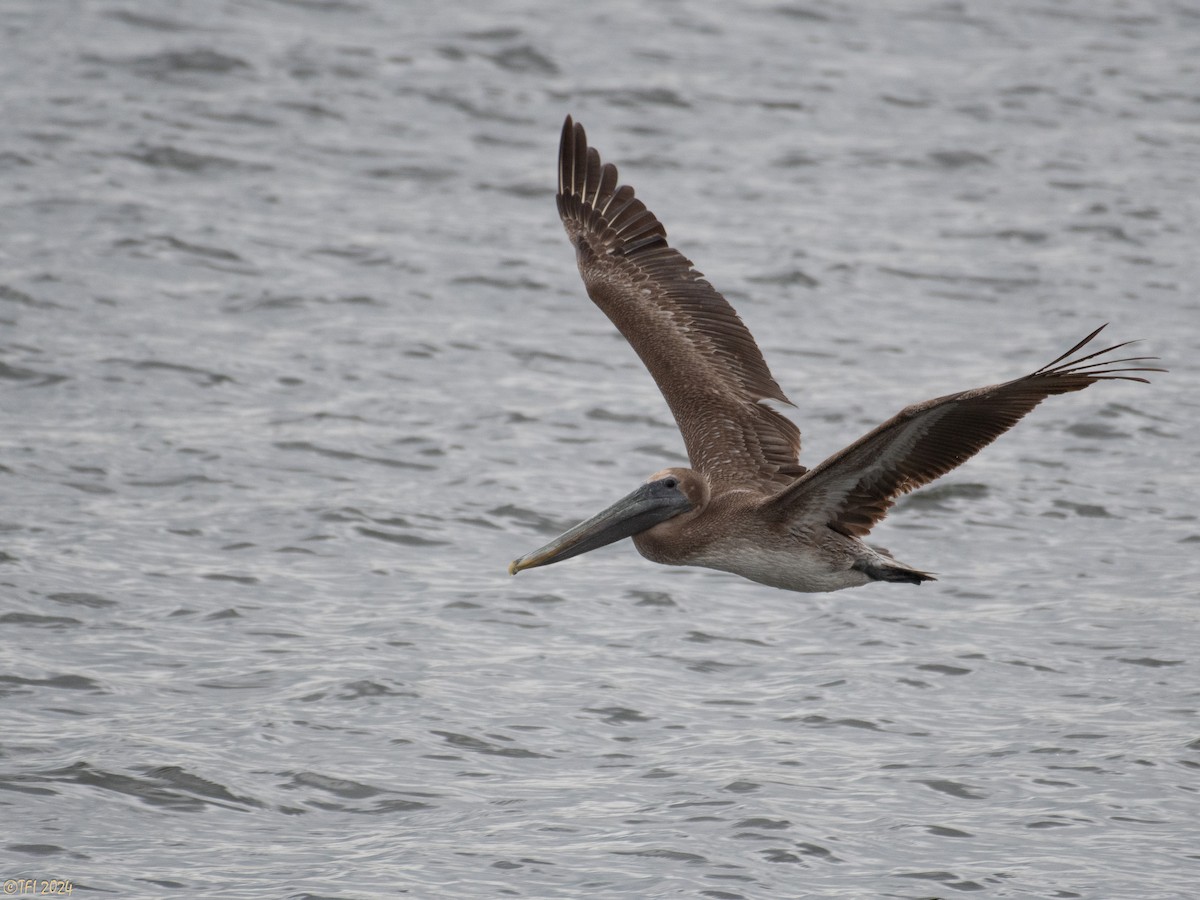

[508,468,705,575]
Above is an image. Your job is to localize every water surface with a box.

[2,1,1198,897]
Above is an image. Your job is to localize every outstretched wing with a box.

[556,115,804,489]
[763,326,1162,536]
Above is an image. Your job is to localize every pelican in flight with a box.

[508,116,1162,593]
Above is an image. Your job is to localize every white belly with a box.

[687,541,872,593]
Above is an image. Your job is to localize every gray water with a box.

[2,1,1199,897]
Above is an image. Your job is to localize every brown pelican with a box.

[508,116,1162,592]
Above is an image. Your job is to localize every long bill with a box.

[508,481,691,575]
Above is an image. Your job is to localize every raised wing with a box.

[556,115,803,489]
[763,326,1163,536]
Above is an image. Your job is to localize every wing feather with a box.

[556,116,802,489]
[763,325,1163,535]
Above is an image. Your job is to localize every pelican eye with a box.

[663,477,678,489]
